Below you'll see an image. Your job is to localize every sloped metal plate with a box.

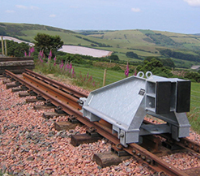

[83,76,146,130]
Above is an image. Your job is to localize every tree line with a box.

[75,35,112,47]
[160,49,200,62]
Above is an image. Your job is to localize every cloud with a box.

[50,14,56,18]
[16,5,27,9]
[5,10,15,13]
[16,5,39,10]
[184,0,200,6]
[131,8,141,12]
[30,6,39,10]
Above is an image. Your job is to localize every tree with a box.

[109,54,119,61]
[136,57,173,77]
[0,26,6,36]
[162,58,175,68]
[126,51,138,58]
[34,33,63,57]
[185,72,200,82]
[144,56,175,68]
[6,40,29,57]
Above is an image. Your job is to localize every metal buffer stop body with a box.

[80,72,191,146]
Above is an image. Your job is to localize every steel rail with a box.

[4,70,81,111]
[22,73,81,110]
[179,137,200,153]
[3,70,189,176]
[165,135,200,155]
[24,69,88,98]
[143,120,200,155]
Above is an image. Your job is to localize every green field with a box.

[1,22,200,68]
[188,82,200,133]
[72,64,126,86]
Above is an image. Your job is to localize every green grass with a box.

[34,61,127,90]
[21,30,93,45]
[72,64,126,86]
[188,82,200,133]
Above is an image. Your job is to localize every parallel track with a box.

[25,69,87,99]
[3,69,200,176]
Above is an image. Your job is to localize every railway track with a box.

[0,56,34,75]
[2,69,200,176]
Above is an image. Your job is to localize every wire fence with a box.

[73,65,126,87]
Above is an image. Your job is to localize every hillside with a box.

[1,22,200,68]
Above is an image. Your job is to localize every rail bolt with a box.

[158,171,166,176]
[132,150,136,154]
[141,155,146,160]
[146,159,151,163]
[116,143,123,150]
[137,152,141,157]
[57,106,62,110]
[88,126,96,133]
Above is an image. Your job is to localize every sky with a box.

[0,0,200,34]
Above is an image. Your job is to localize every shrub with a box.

[185,72,200,82]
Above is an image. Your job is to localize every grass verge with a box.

[187,82,200,133]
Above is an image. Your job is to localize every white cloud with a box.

[5,10,15,13]
[131,8,141,12]
[184,0,200,6]
[30,6,39,10]
[50,14,56,18]
[16,5,39,10]
[16,5,27,9]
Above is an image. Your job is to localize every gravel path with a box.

[0,78,154,176]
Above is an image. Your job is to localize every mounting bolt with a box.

[116,144,123,150]
[119,133,124,137]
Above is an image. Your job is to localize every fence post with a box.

[1,36,5,55]
[103,69,107,86]
[4,40,7,56]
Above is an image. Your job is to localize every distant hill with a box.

[1,22,200,68]
[0,23,74,37]
[77,29,200,53]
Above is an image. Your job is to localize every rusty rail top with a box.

[25,69,88,98]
